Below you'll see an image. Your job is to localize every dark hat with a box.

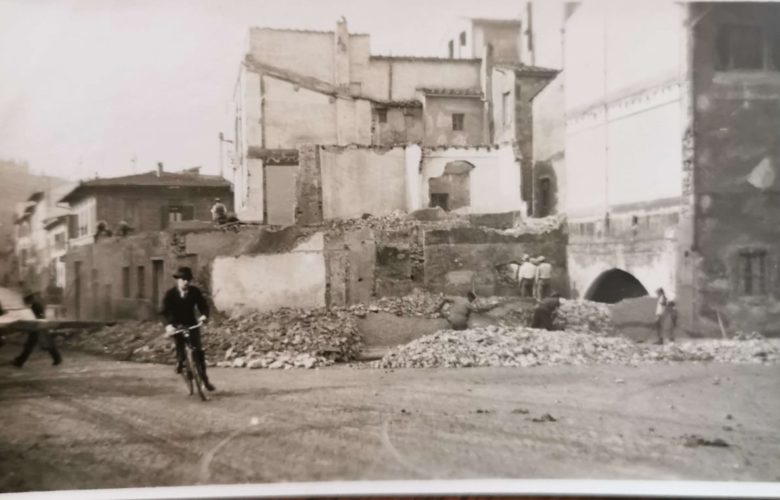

[173,266,194,280]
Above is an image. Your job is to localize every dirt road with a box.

[1,348,779,493]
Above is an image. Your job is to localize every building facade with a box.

[562,1,780,335]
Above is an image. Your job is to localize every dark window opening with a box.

[137,266,145,299]
[122,266,130,298]
[452,113,465,131]
[430,193,449,211]
[448,40,454,58]
[632,215,639,226]
[538,177,551,217]
[459,31,466,46]
[716,24,764,70]
[377,108,388,123]
[739,250,767,295]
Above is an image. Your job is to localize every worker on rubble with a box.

[11,290,62,368]
[517,255,537,298]
[433,291,500,331]
[161,266,216,391]
[654,288,675,344]
[530,292,562,331]
[210,198,228,224]
[534,256,553,299]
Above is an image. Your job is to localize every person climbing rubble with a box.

[517,255,537,298]
[530,293,562,331]
[433,291,500,331]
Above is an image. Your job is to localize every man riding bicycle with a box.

[161,266,216,392]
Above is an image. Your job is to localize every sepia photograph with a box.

[0,0,779,498]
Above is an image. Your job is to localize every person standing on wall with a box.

[210,198,228,225]
[11,290,62,368]
[517,255,537,298]
[161,267,216,391]
[534,256,553,299]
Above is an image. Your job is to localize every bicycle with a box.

[165,322,209,401]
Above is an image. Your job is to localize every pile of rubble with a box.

[553,299,615,335]
[498,214,565,236]
[63,307,362,369]
[348,289,446,319]
[374,326,780,369]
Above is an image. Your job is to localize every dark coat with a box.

[161,285,209,327]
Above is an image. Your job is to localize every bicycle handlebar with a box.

[165,321,204,338]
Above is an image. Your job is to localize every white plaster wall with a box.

[389,61,481,100]
[237,159,264,223]
[565,112,607,217]
[405,145,423,212]
[421,146,523,214]
[249,29,335,84]
[264,76,337,148]
[320,148,407,219]
[243,70,262,149]
[568,240,678,300]
[211,232,326,314]
[606,97,683,205]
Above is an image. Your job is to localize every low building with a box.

[59,165,233,247]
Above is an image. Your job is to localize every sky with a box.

[0,0,523,181]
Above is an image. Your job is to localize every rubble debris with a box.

[682,435,730,448]
[496,214,565,236]
[531,413,557,423]
[553,299,615,335]
[512,408,530,415]
[374,325,780,369]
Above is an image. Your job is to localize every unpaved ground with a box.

[1,347,779,493]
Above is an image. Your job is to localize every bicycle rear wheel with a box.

[186,348,208,401]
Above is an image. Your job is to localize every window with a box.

[448,40,454,58]
[430,193,449,211]
[122,266,130,298]
[377,108,388,123]
[452,113,465,131]
[54,233,65,250]
[459,31,466,46]
[739,250,767,295]
[137,266,145,298]
[716,25,764,70]
[167,205,194,222]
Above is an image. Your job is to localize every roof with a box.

[43,211,70,230]
[468,17,522,26]
[495,63,560,77]
[370,55,481,64]
[372,100,423,108]
[418,87,484,98]
[60,170,231,204]
[250,26,369,37]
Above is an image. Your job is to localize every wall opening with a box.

[585,268,649,304]
[428,161,474,211]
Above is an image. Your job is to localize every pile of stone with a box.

[63,307,362,369]
[374,325,780,369]
[348,288,446,319]
[553,299,615,335]
[498,214,565,236]
[324,210,469,235]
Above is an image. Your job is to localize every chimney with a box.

[157,162,163,177]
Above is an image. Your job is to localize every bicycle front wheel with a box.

[186,348,208,401]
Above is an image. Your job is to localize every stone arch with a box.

[428,161,475,211]
[585,268,649,304]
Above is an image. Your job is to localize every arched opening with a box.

[585,268,649,304]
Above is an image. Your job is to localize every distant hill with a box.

[0,160,68,252]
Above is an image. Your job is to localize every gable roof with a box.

[60,170,230,204]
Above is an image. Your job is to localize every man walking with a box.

[161,267,216,391]
[654,288,674,344]
[11,291,62,368]
[517,255,537,298]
